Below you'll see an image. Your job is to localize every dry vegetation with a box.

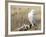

[11,6,41,31]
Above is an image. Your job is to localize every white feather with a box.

[28,9,41,26]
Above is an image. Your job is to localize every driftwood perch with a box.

[16,24,32,31]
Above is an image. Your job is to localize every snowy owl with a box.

[28,9,41,26]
